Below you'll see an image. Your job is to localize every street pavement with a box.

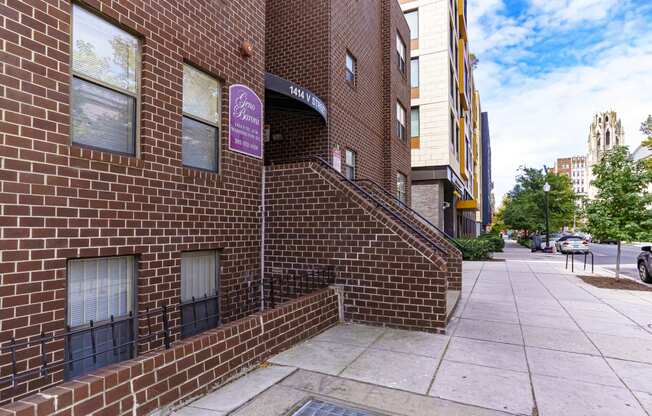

[589,242,643,280]
[172,242,652,416]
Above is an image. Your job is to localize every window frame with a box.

[345,51,357,87]
[396,32,406,75]
[65,255,138,379]
[411,57,419,89]
[69,4,142,157]
[411,106,420,138]
[396,172,408,203]
[396,101,407,142]
[181,63,222,173]
[405,9,419,40]
[179,250,221,338]
[344,148,357,180]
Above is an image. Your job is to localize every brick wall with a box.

[359,180,463,291]
[0,0,266,401]
[265,162,449,332]
[264,0,412,202]
[0,289,340,416]
[264,0,329,164]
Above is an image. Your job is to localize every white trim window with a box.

[396,102,407,142]
[180,250,219,338]
[182,65,221,172]
[397,172,407,203]
[71,5,140,155]
[345,51,356,85]
[396,33,406,74]
[67,256,135,378]
[344,149,356,180]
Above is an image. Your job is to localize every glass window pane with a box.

[182,117,218,171]
[68,256,133,327]
[183,65,220,124]
[72,77,135,155]
[72,5,138,93]
[411,58,419,88]
[346,54,354,72]
[396,33,405,59]
[405,10,418,39]
[411,107,420,137]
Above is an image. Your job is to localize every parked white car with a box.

[556,235,589,253]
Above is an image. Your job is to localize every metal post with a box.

[544,190,550,249]
[162,305,170,349]
[40,332,48,376]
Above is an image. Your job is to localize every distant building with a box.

[586,111,625,199]
[554,156,587,196]
[481,112,493,231]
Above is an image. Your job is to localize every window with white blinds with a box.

[66,256,135,379]
[67,256,134,327]
[180,251,219,338]
[181,251,218,301]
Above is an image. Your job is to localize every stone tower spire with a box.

[586,110,625,199]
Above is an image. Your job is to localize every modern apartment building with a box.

[555,156,587,196]
[400,0,483,237]
[0,0,461,413]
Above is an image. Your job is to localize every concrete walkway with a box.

[174,242,652,416]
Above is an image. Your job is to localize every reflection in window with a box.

[411,107,420,138]
[71,5,139,155]
[182,65,220,171]
[397,172,407,203]
[405,10,418,39]
[345,52,356,85]
[411,58,419,88]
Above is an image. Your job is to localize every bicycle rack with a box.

[565,251,594,274]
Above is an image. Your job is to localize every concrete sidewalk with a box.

[173,243,652,416]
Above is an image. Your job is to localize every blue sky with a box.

[468,0,652,204]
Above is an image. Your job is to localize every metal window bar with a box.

[0,307,171,390]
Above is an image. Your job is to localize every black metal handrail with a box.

[306,156,448,256]
[354,177,462,252]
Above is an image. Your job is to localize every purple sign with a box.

[228,84,263,159]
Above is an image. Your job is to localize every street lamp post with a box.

[543,182,551,250]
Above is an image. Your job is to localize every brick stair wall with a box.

[0,289,340,416]
[357,181,463,291]
[265,162,449,333]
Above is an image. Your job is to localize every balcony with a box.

[458,40,469,111]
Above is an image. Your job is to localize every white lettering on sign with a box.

[288,85,326,118]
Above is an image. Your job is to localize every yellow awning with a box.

[456,199,478,210]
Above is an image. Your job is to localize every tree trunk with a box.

[615,241,621,279]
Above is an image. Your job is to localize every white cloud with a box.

[468,0,652,206]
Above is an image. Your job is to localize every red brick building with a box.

[0,0,461,414]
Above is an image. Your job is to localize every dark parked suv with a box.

[637,246,652,283]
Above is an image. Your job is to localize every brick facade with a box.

[0,0,266,402]
[0,0,462,410]
[0,289,339,416]
[265,162,450,332]
[264,0,412,200]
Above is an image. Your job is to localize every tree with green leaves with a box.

[586,145,652,277]
[502,167,576,236]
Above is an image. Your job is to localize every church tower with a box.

[586,111,625,199]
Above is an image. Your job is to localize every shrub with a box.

[478,233,505,252]
[454,238,493,261]
[517,236,532,248]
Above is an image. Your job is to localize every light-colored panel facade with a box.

[402,0,483,237]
